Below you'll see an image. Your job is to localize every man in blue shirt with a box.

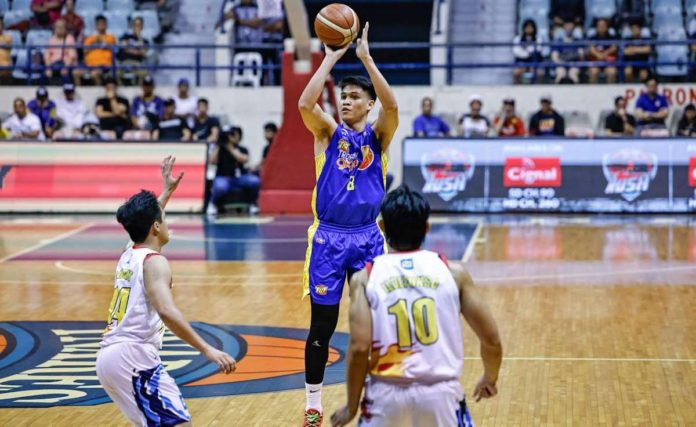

[634,77,669,128]
[27,87,58,139]
[412,97,450,137]
[130,75,164,131]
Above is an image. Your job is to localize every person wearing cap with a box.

[95,78,130,138]
[153,99,191,141]
[529,95,565,136]
[44,19,79,84]
[82,14,116,86]
[130,75,164,130]
[677,104,696,137]
[413,97,450,137]
[118,16,150,86]
[493,98,526,137]
[3,98,45,141]
[459,94,490,138]
[174,78,198,129]
[27,87,59,139]
[56,82,88,135]
[0,19,12,85]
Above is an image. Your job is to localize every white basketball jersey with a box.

[100,245,166,349]
[366,250,463,383]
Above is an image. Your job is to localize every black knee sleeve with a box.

[305,302,340,384]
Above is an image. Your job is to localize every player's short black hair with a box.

[614,96,624,106]
[339,75,376,101]
[198,97,209,106]
[264,122,277,132]
[380,185,430,251]
[116,190,162,243]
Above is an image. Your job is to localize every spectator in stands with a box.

[218,0,263,46]
[604,96,636,136]
[413,97,450,137]
[459,94,490,138]
[550,0,585,28]
[3,98,45,140]
[512,19,549,84]
[551,20,584,84]
[494,98,526,137]
[677,104,696,137]
[61,0,84,41]
[260,0,285,84]
[634,77,669,132]
[0,19,12,85]
[529,94,565,136]
[210,126,261,212]
[82,15,116,86]
[174,78,197,128]
[192,98,221,143]
[623,20,652,83]
[55,82,88,135]
[130,75,163,130]
[619,0,646,25]
[28,87,59,139]
[588,19,618,84]
[260,121,277,167]
[44,19,79,84]
[153,98,191,141]
[118,17,150,86]
[31,0,65,29]
[95,78,130,138]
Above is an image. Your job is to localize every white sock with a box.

[305,382,323,411]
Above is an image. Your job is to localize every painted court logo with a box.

[0,321,347,408]
[602,149,658,202]
[421,149,475,202]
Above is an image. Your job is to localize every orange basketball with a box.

[314,3,360,48]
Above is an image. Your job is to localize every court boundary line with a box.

[0,223,95,263]
[462,221,484,263]
[475,264,696,283]
[462,356,696,363]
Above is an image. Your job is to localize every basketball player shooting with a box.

[297,21,399,427]
[96,156,237,426]
[331,186,503,427]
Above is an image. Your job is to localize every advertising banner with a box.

[0,142,207,213]
[403,138,696,213]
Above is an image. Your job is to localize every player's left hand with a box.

[330,405,357,427]
[473,375,498,402]
[355,21,371,61]
[161,155,184,192]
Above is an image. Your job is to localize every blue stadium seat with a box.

[656,29,689,77]
[130,10,161,39]
[11,48,43,82]
[81,11,100,36]
[26,29,52,51]
[651,0,683,13]
[652,7,684,34]
[3,9,32,27]
[687,0,696,14]
[106,0,134,12]
[0,0,9,14]
[519,0,549,10]
[11,0,31,11]
[75,0,104,14]
[104,10,130,38]
[586,0,616,24]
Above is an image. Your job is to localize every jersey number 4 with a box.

[388,297,439,348]
[106,287,131,326]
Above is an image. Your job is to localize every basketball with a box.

[314,3,360,48]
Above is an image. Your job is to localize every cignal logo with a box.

[504,157,562,187]
[689,158,696,187]
[420,149,475,202]
[602,149,658,201]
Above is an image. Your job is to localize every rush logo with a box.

[504,157,562,187]
[689,158,696,187]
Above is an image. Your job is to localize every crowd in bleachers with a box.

[0,0,174,86]
[514,0,696,83]
[413,77,696,138]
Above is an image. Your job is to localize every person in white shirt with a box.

[173,77,198,129]
[459,94,490,138]
[2,97,45,140]
[55,82,88,135]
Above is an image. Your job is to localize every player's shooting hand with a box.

[324,43,350,62]
[204,347,237,374]
[161,155,184,192]
[473,375,498,402]
[330,405,357,427]
[355,21,370,61]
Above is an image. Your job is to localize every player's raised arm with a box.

[331,269,372,427]
[158,155,184,209]
[297,45,346,149]
[451,262,503,402]
[356,22,399,149]
[143,255,237,374]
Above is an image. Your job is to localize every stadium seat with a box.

[232,52,263,87]
[26,29,52,51]
[668,106,683,135]
[104,11,131,38]
[651,0,683,13]
[106,0,134,12]
[563,110,594,137]
[130,10,161,39]
[76,0,104,14]
[0,0,9,14]
[687,0,696,14]
[2,9,32,27]
[11,0,31,11]
[586,0,616,24]
[597,109,613,135]
[656,30,689,77]
[518,8,550,35]
[11,48,43,82]
[652,7,683,34]
[438,112,459,133]
[99,130,117,140]
[123,130,152,140]
[81,11,100,36]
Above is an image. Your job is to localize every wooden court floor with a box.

[0,215,694,426]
